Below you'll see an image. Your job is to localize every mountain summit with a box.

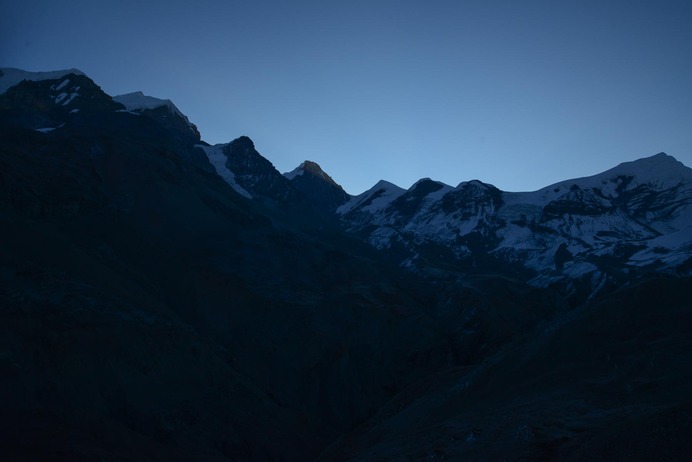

[284,160,350,212]
[285,160,336,184]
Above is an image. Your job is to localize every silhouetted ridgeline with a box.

[1,68,691,460]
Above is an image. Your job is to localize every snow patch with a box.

[35,123,64,133]
[197,144,252,199]
[61,92,79,106]
[52,79,70,91]
[54,92,68,104]
[50,85,80,106]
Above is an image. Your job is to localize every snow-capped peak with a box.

[0,67,85,95]
[113,91,198,133]
[337,179,406,215]
[113,91,181,115]
[546,152,690,191]
[598,152,691,183]
[369,179,405,193]
[502,153,692,207]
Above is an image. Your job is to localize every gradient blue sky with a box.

[3,0,692,194]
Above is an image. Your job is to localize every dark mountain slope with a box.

[1,116,323,458]
[0,76,527,459]
[319,275,692,461]
[2,68,690,461]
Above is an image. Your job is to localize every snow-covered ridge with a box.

[113,91,182,116]
[0,67,85,95]
[113,91,198,133]
[337,152,692,288]
[337,180,406,215]
[35,124,65,133]
[536,152,692,193]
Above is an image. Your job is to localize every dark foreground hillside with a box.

[320,276,692,461]
[0,118,445,459]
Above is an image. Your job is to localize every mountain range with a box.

[1,67,691,461]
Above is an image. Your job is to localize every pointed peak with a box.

[284,159,343,188]
[411,177,448,187]
[223,136,258,156]
[357,180,405,197]
[230,136,255,149]
[300,160,325,175]
[338,178,407,214]
[369,179,404,192]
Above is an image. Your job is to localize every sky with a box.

[3,0,692,195]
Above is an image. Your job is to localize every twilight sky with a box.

[3,0,692,194]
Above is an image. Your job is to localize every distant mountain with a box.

[1,67,691,461]
[335,153,692,303]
